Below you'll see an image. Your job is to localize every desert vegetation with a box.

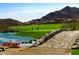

[61,22,79,31]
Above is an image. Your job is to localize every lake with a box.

[0,32,34,44]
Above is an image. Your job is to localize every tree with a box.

[0,24,10,32]
[37,19,40,30]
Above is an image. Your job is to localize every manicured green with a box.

[72,49,79,55]
[10,24,62,39]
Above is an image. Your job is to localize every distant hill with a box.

[25,6,79,24]
[1,6,79,25]
[0,18,23,26]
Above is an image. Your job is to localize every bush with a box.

[61,22,79,31]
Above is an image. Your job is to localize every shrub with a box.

[61,22,79,31]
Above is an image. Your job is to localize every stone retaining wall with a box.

[37,30,79,49]
[37,29,63,45]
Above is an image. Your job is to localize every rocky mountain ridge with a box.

[25,6,79,24]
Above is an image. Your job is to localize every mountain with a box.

[1,6,79,25]
[0,18,23,26]
[25,6,79,24]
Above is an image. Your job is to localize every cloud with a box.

[7,12,17,15]
[19,9,56,14]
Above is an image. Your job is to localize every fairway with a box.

[11,24,62,39]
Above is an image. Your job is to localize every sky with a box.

[0,3,79,22]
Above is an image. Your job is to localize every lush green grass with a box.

[11,24,62,31]
[72,49,79,55]
[10,24,62,39]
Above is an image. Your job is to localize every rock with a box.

[37,29,63,45]
[38,31,79,49]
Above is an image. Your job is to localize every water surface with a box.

[0,32,34,44]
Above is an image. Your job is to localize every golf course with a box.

[10,23,79,55]
[0,4,79,55]
[10,24,62,39]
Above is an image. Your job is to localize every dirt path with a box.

[0,47,71,55]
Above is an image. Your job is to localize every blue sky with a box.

[0,3,79,22]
